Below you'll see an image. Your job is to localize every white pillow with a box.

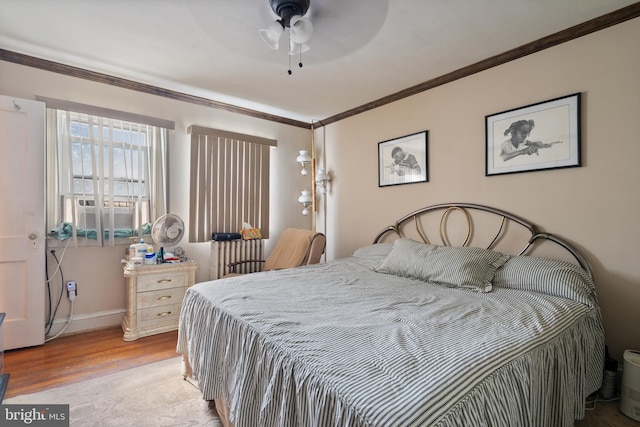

[352,243,393,260]
[374,238,510,292]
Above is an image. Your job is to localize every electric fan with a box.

[151,213,185,247]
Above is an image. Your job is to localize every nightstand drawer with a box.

[137,287,185,309]
[138,272,186,292]
[122,261,198,341]
[139,302,182,325]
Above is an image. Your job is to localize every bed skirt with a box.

[183,356,235,427]
[215,399,235,427]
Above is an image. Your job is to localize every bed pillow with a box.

[352,243,393,260]
[492,256,596,305]
[374,238,510,292]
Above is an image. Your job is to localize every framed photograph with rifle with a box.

[485,93,581,176]
[378,130,428,187]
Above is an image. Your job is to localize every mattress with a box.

[177,252,604,427]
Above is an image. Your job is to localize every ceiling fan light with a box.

[259,20,284,49]
[289,39,310,55]
[289,15,313,44]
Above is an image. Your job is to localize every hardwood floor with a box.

[3,326,179,399]
[3,326,639,426]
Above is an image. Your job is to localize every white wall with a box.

[0,61,313,334]
[319,18,640,362]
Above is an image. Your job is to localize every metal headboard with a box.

[372,202,593,278]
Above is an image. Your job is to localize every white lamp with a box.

[315,168,331,193]
[296,150,311,175]
[298,190,313,216]
[259,21,285,50]
[289,39,310,55]
[289,15,313,44]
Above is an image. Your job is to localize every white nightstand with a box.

[122,261,198,341]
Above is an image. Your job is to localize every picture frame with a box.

[378,130,428,187]
[485,93,581,176]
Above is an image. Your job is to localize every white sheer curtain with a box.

[46,108,168,247]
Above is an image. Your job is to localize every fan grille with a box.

[151,214,185,246]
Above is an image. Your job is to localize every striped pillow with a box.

[374,238,510,292]
[492,256,596,305]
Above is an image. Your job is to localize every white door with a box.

[0,95,45,349]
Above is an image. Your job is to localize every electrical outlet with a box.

[66,281,77,300]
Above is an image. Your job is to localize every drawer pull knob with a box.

[157,295,172,301]
[157,311,172,317]
[156,279,172,284]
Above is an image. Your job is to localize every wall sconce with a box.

[298,189,313,216]
[315,168,331,193]
[296,150,311,175]
[295,141,331,217]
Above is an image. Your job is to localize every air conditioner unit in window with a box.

[74,198,133,231]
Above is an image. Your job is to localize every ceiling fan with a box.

[259,0,314,74]
[186,0,389,69]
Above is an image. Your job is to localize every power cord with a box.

[45,299,74,342]
[45,249,65,336]
[584,394,619,411]
[45,237,72,339]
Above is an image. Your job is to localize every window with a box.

[44,99,172,247]
[188,125,276,242]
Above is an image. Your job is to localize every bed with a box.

[177,203,605,427]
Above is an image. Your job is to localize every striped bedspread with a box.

[177,255,604,427]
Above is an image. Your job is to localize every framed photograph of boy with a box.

[485,93,581,176]
[378,130,428,187]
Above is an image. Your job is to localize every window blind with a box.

[188,125,276,242]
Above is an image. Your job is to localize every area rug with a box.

[4,357,222,427]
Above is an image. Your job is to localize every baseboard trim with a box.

[47,309,125,337]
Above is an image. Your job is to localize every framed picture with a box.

[485,93,581,176]
[378,131,428,187]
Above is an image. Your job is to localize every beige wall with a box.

[1,17,637,361]
[0,61,313,334]
[319,18,640,361]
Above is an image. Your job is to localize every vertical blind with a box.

[188,125,276,242]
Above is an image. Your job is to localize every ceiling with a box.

[0,0,637,125]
